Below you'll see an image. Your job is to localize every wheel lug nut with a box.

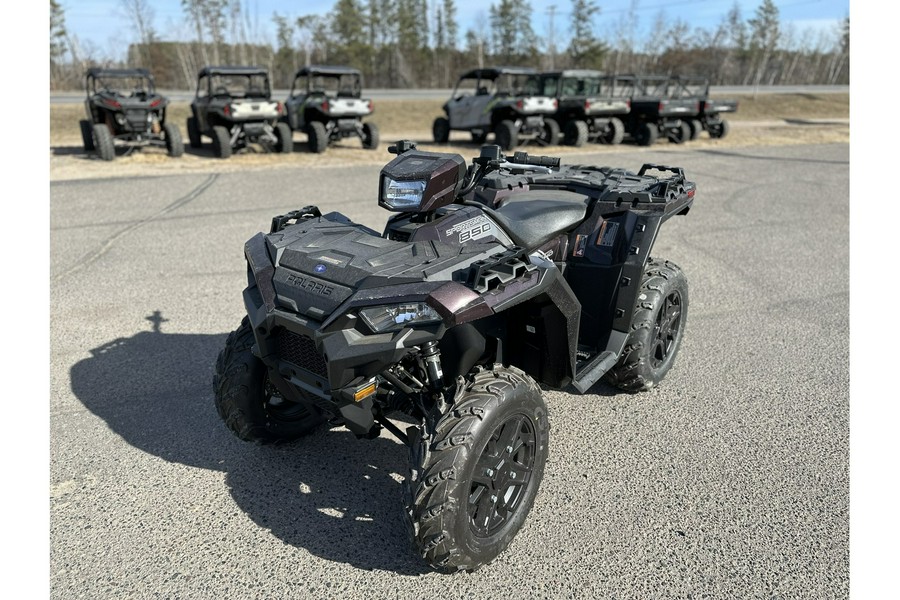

[510,472,516,479]
[506,446,513,454]
[485,468,495,477]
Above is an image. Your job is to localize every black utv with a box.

[669,76,737,140]
[187,66,292,158]
[539,70,630,146]
[284,65,379,153]
[80,67,183,161]
[616,74,699,146]
[213,140,694,573]
[433,67,559,150]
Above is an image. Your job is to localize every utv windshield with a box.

[207,74,270,99]
[610,78,637,98]
[92,75,154,96]
[494,73,541,96]
[560,76,604,97]
[294,74,361,98]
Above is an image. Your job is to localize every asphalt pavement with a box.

[50,142,849,598]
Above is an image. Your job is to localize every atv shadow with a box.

[68,312,427,575]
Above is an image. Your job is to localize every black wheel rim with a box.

[468,414,536,537]
[650,290,683,368]
[263,375,313,423]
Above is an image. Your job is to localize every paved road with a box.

[50,142,849,598]
[49,85,850,104]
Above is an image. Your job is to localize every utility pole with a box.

[547,4,557,69]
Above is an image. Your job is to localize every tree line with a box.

[50,0,849,90]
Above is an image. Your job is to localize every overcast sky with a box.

[59,0,850,58]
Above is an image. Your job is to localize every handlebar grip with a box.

[512,151,560,168]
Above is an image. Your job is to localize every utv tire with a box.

[471,130,488,144]
[92,123,115,161]
[213,317,326,443]
[603,258,688,392]
[274,121,293,153]
[362,122,380,149]
[404,365,549,573]
[686,119,702,141]
[667,121,691,144]
[211,125,232,158]
[599,117,625,145]
[79,119,95,151]
[708,120,730,139]
[186,116,202,148]
[307,121,328,153]
[494,120,518,151]
[563,120,588,147]
[163,122,184,157]
[432,117,450,143]
[537,118,560,146]
[634,121,659,146]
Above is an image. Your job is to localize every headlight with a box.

[359,302,441,332]
[382,178,426,210]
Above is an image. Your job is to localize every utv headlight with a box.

[382,178,426,210]
[359,302,441,332]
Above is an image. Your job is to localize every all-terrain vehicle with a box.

[213,140,694,572]
[669,76,737,140]
[80,67,183,161]
[539,70,630,146]
[615,74,699,146]
[187,66,292,158]
[433,67,559,150]
[284,65,379,153]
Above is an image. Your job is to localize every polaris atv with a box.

[539,70,630,146]
[284,65,379,153]
[80,67,183,161]
[187,66,292,158]
[433,67,559,150]
[669,76,737,140]
[213,141,694,572]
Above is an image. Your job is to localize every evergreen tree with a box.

[567,0,607,69]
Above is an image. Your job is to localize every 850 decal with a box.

[446,215,493,243]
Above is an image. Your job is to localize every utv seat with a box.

[489,190,591,249]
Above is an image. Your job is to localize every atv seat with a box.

[489,190,591,249]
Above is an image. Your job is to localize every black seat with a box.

[489,190,591,249]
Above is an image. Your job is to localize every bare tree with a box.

[119,0,157,68]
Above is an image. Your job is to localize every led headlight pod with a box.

[359,302,441,333]
[382,178,426,210]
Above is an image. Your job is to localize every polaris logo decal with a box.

[285,273,333,296]
[446,216,492,243]
[314,264,327,273]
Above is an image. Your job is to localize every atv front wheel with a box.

[362,122,379,149]
[405,365,549,572]
[494,120,518,151]
[213,317,326,443]
[92,123,115,161]
[274,122,293,153]
[537,118,560,146]
[307,121,328,153]
[79,120,95,151]
[163,122,184,157]
[563,120,588,147]
[471,130,488,144]
[211,125,232,158]
[432,117,450,143]
[186,116,202,148]
[604,258,688,392]
[708,120,730,139]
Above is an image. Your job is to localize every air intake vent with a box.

[276,329,328,379]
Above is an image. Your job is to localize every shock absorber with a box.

[420,341,444,391]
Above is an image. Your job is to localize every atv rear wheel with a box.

[599,117,625,145]
[211,125,232,158]
[432,117,450,143]
[604,258,688,392]
[563,120,588,146]
[213,317,326,443]
[186,116,202,148]
[92,123,115,161]
[163,122,184,157]
[667,121,691,144]
[471,130,488,144]
[537,118,560,146]
[494,120,518,151]
[404,365,549,573]
[79,120,95,151]
[274,121,293,153]
[634,121,658,146]
[708,120,730,139]
[362,122,379,149]
[307,121,328,153]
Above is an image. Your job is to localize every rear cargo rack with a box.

[270,205,322,233]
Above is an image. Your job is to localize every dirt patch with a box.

[50,94,849,182]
